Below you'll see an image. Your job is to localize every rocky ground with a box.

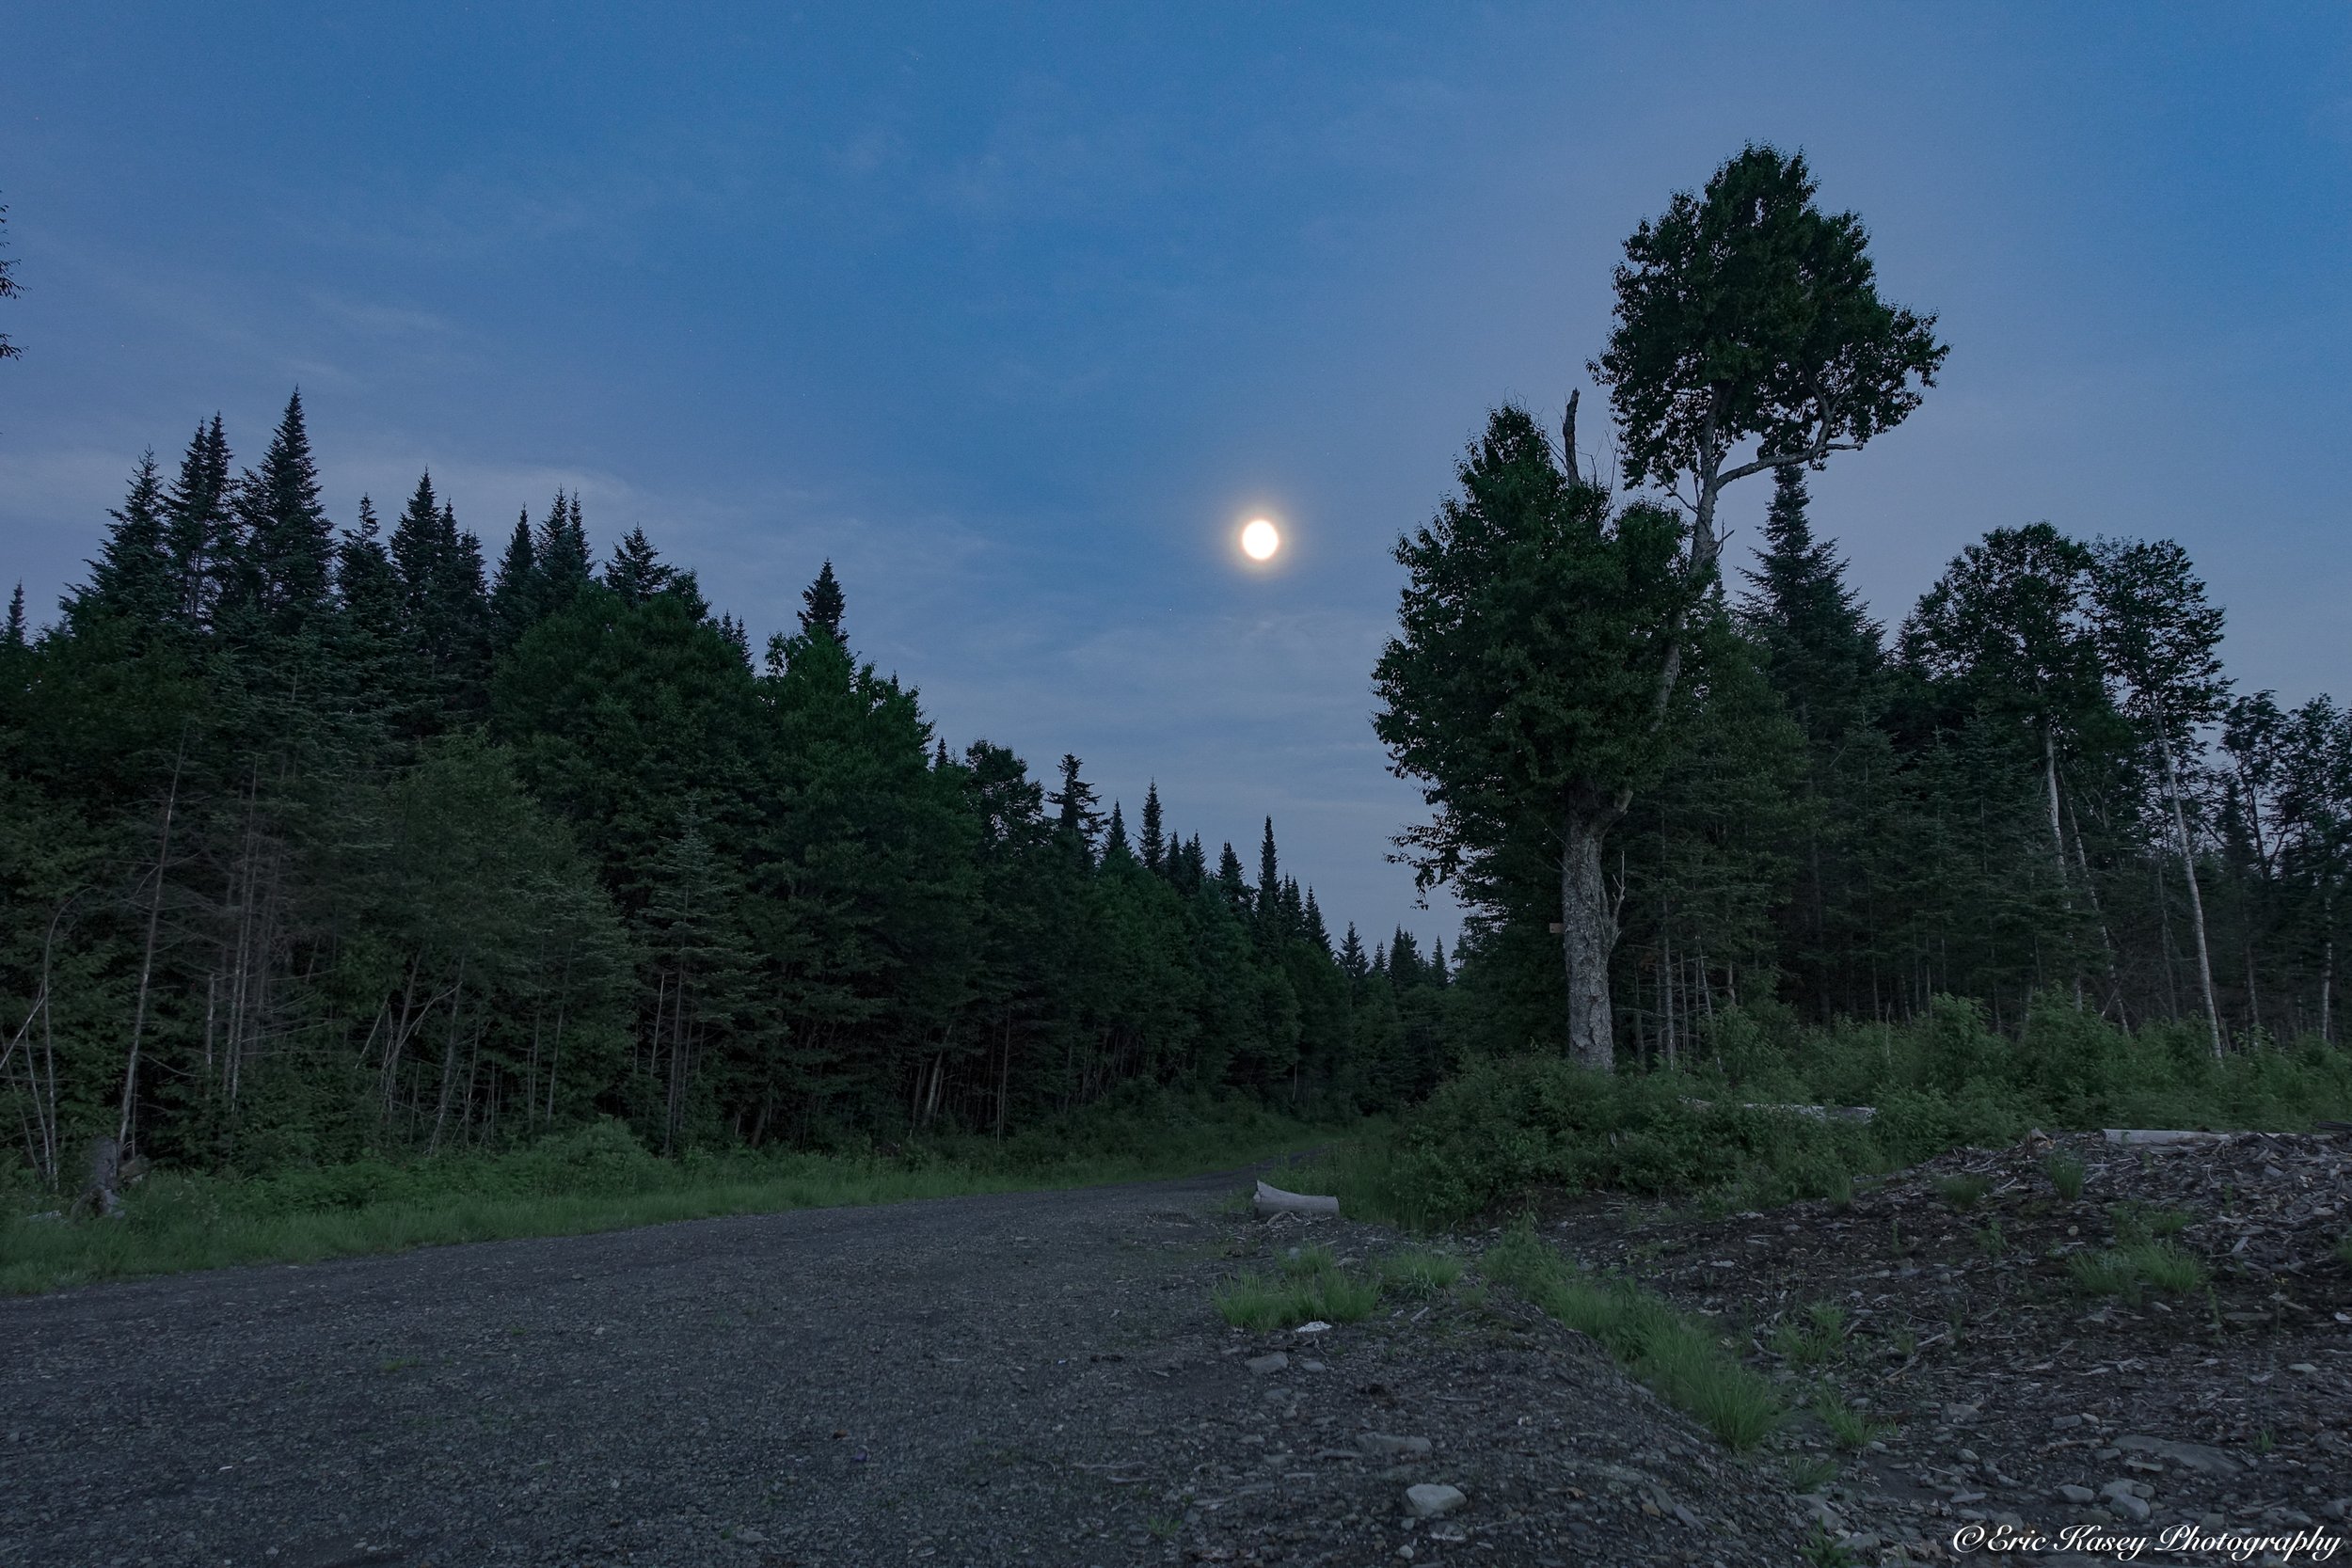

[7,1133,2345,1568]
[3,1161,1820,1568]
[1546,1128,2352,1566]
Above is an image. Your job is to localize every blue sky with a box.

[5,3,2349,945]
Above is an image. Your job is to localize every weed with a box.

[1813,1389,1883,1451]
[1486,1224,1779,1450]
[1771,1302,1849,1368]
[1279,1244,1337,1279]
[1145,1515,1180,1541]
[2042,1153,2087,1201]
[1213,1262,1381,1331]
[1936,1174,1993,1212]
[2110,1201,2193,1245]
[1974,1221,2010,1257]
[1377,1247,1464,1295]
[1803,1523,1859,1567]
[1313,1271,1383,1323]
[2128,1241,2206,1291]
[2335,1236,2352,1268]
[1213,1273,1316,1332]
[1887,1324,1918,1359]
[2256,1428,2276,1454]
[2067,1241,2206,1300]
[1786,1455,1840,1491]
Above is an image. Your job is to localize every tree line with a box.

[1378,147,2348,1068]
[1,396,1451,1184]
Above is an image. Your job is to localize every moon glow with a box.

[1240,518,1281,562]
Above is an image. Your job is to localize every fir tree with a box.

[162,415,233,630]
[1339,922,1369,980]
[1050,753,1103,859]
[532,491,594,611]
[5,581,25,647]
[606,527,673,605]
[389,474,491,730]
[1139,782,1167,873]
[1216,841,1248,911]
[1103,801,1135,866]
[1740,465,1884,745]
[800,560,846,641]
[69,451,177,631]
[223,389,336,641]
[487,512,539,653]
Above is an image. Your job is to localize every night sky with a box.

[5,3,2348,944]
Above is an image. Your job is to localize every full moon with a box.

[1240,518,1281,561]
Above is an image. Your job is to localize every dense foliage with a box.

[1424,440,2349,1065]
[1,395,1452,1188]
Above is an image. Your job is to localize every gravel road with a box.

[2,1167,1817,1568]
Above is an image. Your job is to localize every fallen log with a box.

[1253,1180,1339,1217]
[2101,1129,2232,1147]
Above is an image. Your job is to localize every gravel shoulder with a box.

[1549,1130,2352,1565]
[3,1162,1831,1568]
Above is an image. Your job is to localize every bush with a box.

[1355,994,2351,1225]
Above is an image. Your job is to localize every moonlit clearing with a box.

[1240,517,1280,561]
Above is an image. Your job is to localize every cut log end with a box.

[1253,1180,1340,1217]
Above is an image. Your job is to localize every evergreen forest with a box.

[4,149,2346,1208]
[0,396,1456,1188]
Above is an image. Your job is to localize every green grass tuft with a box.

[2066,1239,2206,1299]
[1486,1223,1779,1450]
[1213,1259,1384,1331]
[1935,1174,1993,1212]
[1771,1301,1849,1368]
[2042,1153,2087,1201]
[1376,1247,1465,1295]
[1813,1389,1884,1451]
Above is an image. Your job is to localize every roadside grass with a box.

[1484,1222,1780,1450]
[1214,1262,1383,1331]
[1934,1174,1992,1212]
[2042,1153,2088,1201]
[2065,1240,2208,1300]
[1377,1246,1464,1295]
[2,1104,1329,1296]
[1769,1301,1849,1368]
[1812,1388,1884,1451]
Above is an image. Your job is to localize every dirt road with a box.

[2,1167,1817,1568]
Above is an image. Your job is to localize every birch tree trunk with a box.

[118,744,184,1149]
[2157,732,2225,1057]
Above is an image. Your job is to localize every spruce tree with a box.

[1139,782,1166,873]
[326,495,409,750]
[69,451,177,631]
[162,415,233,630]
[1216,841,1248,911]
[800,560,846,641]
[1740,466,1884,745]
[5,581,25,647]
[531,491,594,611]
[1339,922,1368,981]
[1102,801,1134,866]
[606,527,673,605]
[487,512,539,653]
[389,475,491,730]
[1050,753,1103,860]
[223,389,336,641]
